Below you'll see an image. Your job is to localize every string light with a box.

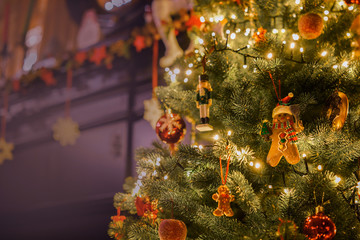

[249,161,254,166]
[333,65,338,69]
[236,29,241,33]
[339,1,345,6]
[284,188,290,194]
[268,185,273,189]
[195,50,199,53]
[165,67,170,72]
[156,157,161,166]
[199,145,204,150]
[231,14,236,19]
[213,134,220,140]
[267,53,273,59]
[164,175,168,180]
[346,32,351,37]
[198,38,204,44]
[317,165,323,171]
[290,42,295,49]
[226,29,231,35]
[243,65,248,69]
[321,51,328,57]
[282,40,286,44]
[292,33,300,41]
[281,29,286,33]
[200,16,205,22]
[230,33,236,39]
[255,163,261,169]
[212,32,216,37]
[227,130,232,136]
[184,78,188,83]
[349,6,354,11]
[174,68,180,74]
[342,61,349,68]
[300,47,304,53]
[324,10,329,15]
[272,29,278,34]
[324,16,329,21]
[302,153,307,158]
[186,69,192,75]
[295,0,300,4]
[334,176,341,184]
[188,63,193,68]
[105,2,114,11]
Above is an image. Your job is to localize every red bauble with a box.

[156,111,186,145]
[345,0,360,5]
[298,13,324,40]
[303,206,336,240]
[159,219,187,240]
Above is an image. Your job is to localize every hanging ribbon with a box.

[219,145,232,185]
[152,39,158,97]
[1,92,8,139]
[65,69,73,117]
[268,71,281,101]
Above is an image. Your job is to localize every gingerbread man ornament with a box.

[212,185,235,217]
[265,93,304,167]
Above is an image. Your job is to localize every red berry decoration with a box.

[345,0,360,5]
[303,206,336,240]
[159,219,187,240]
[156,110,186,146]
[298,13,324,40]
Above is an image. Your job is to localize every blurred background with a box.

[0,0,192,239]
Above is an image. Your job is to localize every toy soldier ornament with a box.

[262,93,304,167]
[196,74,213,132]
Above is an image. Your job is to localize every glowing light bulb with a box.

[292,33,300,40]
[347,32,351,37]
[199,145,203,150]
[342,61,349,68]
[198,38,204,44]
[282,40,286,44]
[324,16,329,21]
[236,29,241,33]
[300,47,304,53]
[211,32,215,37]
[105,2,114,11]
[295,0,300,4]
[349,6,354,11]
[267,53,273,59]
[249,161,254,166]
[165,67,170,72]
[247,44,250,48]
[268,185,273,189]
[164,175,168,180]
[317,165,323,171]
[255,163,261,169]
[227,130,232,136]
[184,78,188,83]
[226,29,230,35]
[334,176,341,184]
[171,74,176,82]
[174,68,180,74]
[284,188,290,194]
[272,29,278,34]
[188,63,193,68]
[209,17,214,22]
[186,69,192,75]
[321,51,327,57]
[213,135,220,140]
[200,16,205,22]
[230,33,236,39]
[281,29,286,33]
[195,49,199,53]
[290,42,295,49]
[302,153,307,158]
[231,14,236,19]
[243,65,248,69]
[333,65,338,69]
[339,1,345,6]
[324,10,329,15]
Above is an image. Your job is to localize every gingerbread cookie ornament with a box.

[264,93,304,167]
[212,185,235,217]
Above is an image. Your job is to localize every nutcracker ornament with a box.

[196,74,213,132]
[303,206,336,240]
[262,93,304,167]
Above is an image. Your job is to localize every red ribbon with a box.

[219,145,231,185]
[152,39,158,97]
[268,71,281,101]
[65,69,73,117]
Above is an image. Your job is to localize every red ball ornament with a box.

[303,206,336,240]
[298,13,324,40]
[159,219,187,240]
[156,110,186,145]
[345,0,360,5]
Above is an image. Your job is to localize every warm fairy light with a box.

[227,130,232,136]
[284,188,290,194]
[281,29,286,33]
[317,165,323,171]
[209,17,214,22]
[324,16,328,21]
[165,67,170,72]
[188,63,193,68]
[342,61,349,68]
[268,185,273,189]
[324,10,329,15]
[230,33,236,39]
[152,170,157,176]
[295,0,300,4]
[219,15,224,21]
[184,78,188,83]
[247,44,250,48]
[156,157,161,166]
[198,38,204,44]
[171,75,176,82]
[253,68,257,73]
[105,2,114,11]
[164,175,168,180]
[255,163,261,169]
[195,49,199,53]
[249,161,254,166]
[243,65,248,69]
[292,33,300,41]
[226,29,231,35]
[321,51,328,57]
[272,29,278,34]
[282,40,286,44]
[231,14,236,19]
[267,53,273,59]
[357,182,360,193]
[290,42,295,49]
[186,69,192,75]
[333,65,338,69]
[174,68,180,74]
[349,6,354,11]
[300,47,304,53]
[346,32,351,37]
[236,29,241,33]
[212,32,216,37]
[213,134,220,140]
[302,153,307,158]
[200,16,205,22]
[339,1,345,6]
[334,176,341,184]
[199,145,203,150]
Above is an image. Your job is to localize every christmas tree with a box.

[108,0,360,239]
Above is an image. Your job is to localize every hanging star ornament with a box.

[0,138,14,164]
[52,117,80,146]
[143,98,163,129]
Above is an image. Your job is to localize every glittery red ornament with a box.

[298,13,324,40]
[345,0,360,5]
[159,219,187,240]
[156,111,186,145]
[303,206,336,240]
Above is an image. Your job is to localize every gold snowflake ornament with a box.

[52,117,80,146]
[143,98,163,129]
[0,138,14,164]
